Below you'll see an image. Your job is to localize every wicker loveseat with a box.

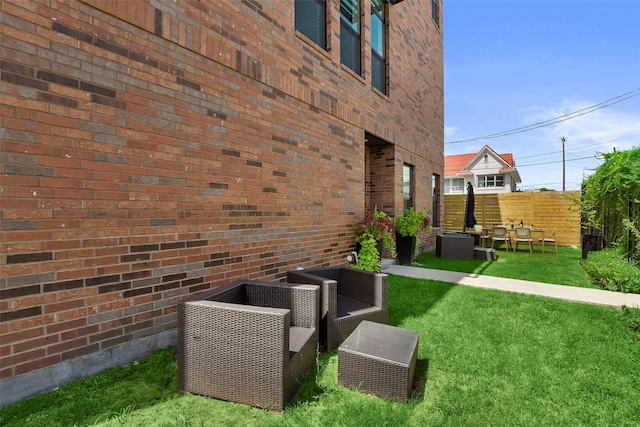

[286,267,388,350]
[178,280,320,411]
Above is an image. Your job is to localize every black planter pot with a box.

[396,233,416,265]
[582,234,603,259]
[355,240,385,262]
[376,240,385,259]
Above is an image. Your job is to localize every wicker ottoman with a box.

[338,320,419,402]
[474,247,496,261]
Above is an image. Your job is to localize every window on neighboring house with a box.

[340,0,361,75]
[295,0,326,49]
[432,0,440,26]
[484,154,489,163]
[432,174,440,227]
[403,164,414,210]
[477,174,505,188]
[371,0,386,94]
[444,178,464,193]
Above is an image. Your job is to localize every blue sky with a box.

[444,0,640,191]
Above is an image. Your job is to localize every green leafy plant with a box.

[355,207,395,257]
[578,147,640,262]
[582,249,640,294]
[352,233,381,272]
[394,208,432,237]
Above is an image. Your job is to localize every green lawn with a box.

[415,245,598,289]
[2,275,639,426]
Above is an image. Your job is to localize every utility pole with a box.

[561,136,566,191]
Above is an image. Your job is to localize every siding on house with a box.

[445,145,521,194]
[0,0,444,405]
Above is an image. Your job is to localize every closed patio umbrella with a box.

[463,182,476,230]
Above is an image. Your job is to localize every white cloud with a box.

[445,97,639,191]
[515,98,640,190]
[444,126,458,136]
[525,99,640,152]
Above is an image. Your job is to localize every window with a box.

[432,174,440,227]
[477,174,505,188]
[295,0,326,49]
[431,0,439,26]
[484,154,489,163]
[340,0,361,75]
[403,164,414,210]
[444,178,464,194]
[371,0,386,93]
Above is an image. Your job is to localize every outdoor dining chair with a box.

[491,226,511,251]
[538,227,558,253]
[474,224,487,247]
[513,226,534,253]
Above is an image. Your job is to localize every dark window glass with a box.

[432,174,440,227]
[432,0,440,26]
[371,0,384,54]
[340,0,361,74]
[371,0,386,93]
[403,164,414,210]
[295,0,326,49]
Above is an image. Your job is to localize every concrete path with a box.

[381,263,640,310]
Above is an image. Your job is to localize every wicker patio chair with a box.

[286,266,388,350]
[178,280,320,411]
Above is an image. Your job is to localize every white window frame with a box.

[445,178,464,193]
[477,174,505,188]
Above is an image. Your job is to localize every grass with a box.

[414,245,599,289]
[2,275,639,426]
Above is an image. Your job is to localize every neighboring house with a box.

[0,0,443,406]
[444,145,521,194]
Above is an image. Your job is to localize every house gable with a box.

[465,146,512,175]
[444,145,521,194]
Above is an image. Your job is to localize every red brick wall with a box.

[0,0,443,400]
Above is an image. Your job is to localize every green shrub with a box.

[394,208,431,237]
[578,147,640,261]
[582,249,640,294]
[353,232,381,272]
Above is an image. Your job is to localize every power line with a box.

[516,139,624,160]
[516,155,596,168]
[445,87,640,145]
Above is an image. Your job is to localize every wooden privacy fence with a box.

[444,191,581,247]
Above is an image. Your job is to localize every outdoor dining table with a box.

[478,226,504,248]
[510,226,546,253]
[480,226,546,252]
[475,226,492,247]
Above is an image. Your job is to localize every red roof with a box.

[500,153,515,167]
[444,153,475,176]
[445,145,516,176]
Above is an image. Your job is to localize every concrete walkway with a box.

[381,263,640,310]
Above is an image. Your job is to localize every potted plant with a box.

[355,207,396,260]
[352,232,382,272]
[394,208,432,265]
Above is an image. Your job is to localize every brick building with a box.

[0,0,444,405]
